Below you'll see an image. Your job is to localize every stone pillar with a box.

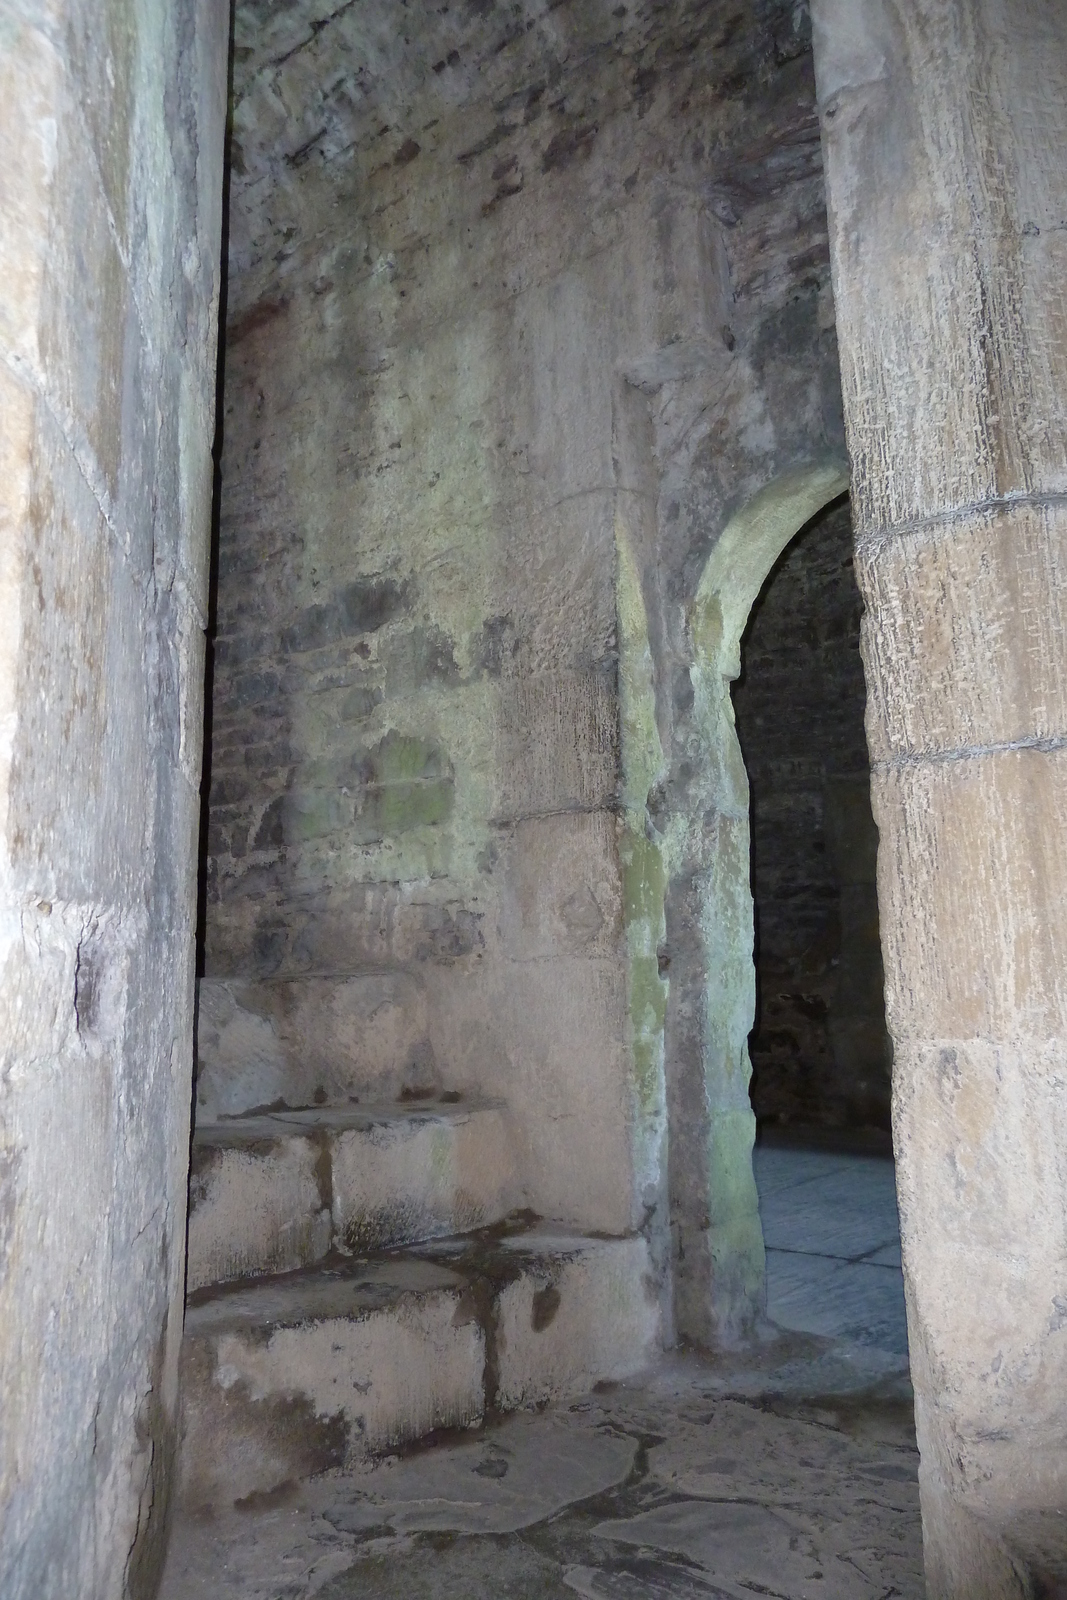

[812,1,1067,1592]
[0,2,226,1595]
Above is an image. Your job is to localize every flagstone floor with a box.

[161,1146,920,1600]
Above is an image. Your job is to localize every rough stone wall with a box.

[813,0,1067,1592]
[0,3,226,1596]
[203,0,847,1337]
[732,495,891,1132]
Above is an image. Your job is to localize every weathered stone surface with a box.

[180,1226,659,1510]
[813,0,1067,1589]
[493,1232,659,1410]
[189,1117,332,1292]
[814,0,1067,531]
[857,501,1067,763]
[872,746,1067,1045]
[187,1101,523,1289]
[159,1348,923,1600]
[203,0,850,1351]
[180,1259,486,1510]
[0,1,226,1594]
[196,973,442,1116]
[331,1103,520,1255]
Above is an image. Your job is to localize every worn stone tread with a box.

[193,1097,507,1144]
[185,1255,468,1332]
[187,1099,522,1289]
[180,1222,659,1510]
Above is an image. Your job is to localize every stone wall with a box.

[0,2,226,1595]
[732,495,891,1132]
[813,0,1067,1591]
[203,0,848,1343]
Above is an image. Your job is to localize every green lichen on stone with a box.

[680,468,848,1337]
[615,516,668,1207]
[620,831,668,1123]
[285,790,347,843]
[621,824,666,932]
[706,1103,766,1312]
[377,777,455,835]
[352,729,456,839]
[616,528,664,827]
[365,731,450,786]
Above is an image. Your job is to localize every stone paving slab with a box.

[754,1146,901,1259]
[748,1147,859,1198]
[160,1346,922,1600]
[755,1145,910,1361]
[765,1250,910,1356]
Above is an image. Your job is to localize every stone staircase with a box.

[179,1097,660,1511]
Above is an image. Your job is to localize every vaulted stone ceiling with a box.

[227,0,823,314]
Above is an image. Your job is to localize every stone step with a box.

[179,1224,660,1511]
[187,1100,520,1291]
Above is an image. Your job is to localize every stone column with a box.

[812,1,1067,1593]
[0,2,226,1595]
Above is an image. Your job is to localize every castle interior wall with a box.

[200,0,847,1343]
[0,2,226,1595]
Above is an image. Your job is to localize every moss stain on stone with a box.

[615,518,668,1215]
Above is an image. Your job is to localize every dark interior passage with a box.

[732,496,892,1137]
[732,499,908,1388]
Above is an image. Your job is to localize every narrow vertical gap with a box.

[187,2,237,1288]
[192,0,237,1122]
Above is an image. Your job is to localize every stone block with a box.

[179,1260,486,1509]
[497,490,618,675]
[492,954,633,1235]
[494,1233,659,1410]
[893,1037,1067,1362]
[0,366,34,824]
[7,400,155,905]
[0,18,60,372]
[493,669,617,821]
[857,502,1067,762]
[508,272,614,502]
[498,810,623,961]
[187,1120,332,1292]
[186,1103,522,1290]
[871,745,1067,1043]
[194,979,291,1119]
[35,78,130,498]
[815,0,1067,529]
[203,880,489,990]
[331,1103,520,1253]
[195,972,437,1117]
[63,0,137,251]
[179,1225,658,1511]
[894,1035,1067,1520]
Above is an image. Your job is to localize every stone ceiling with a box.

[227,0,817,293]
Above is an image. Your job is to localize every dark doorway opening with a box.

[733,495,906,1363]
[733,494,891,1142]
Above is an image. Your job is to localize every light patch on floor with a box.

[755,1144,909,1358]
